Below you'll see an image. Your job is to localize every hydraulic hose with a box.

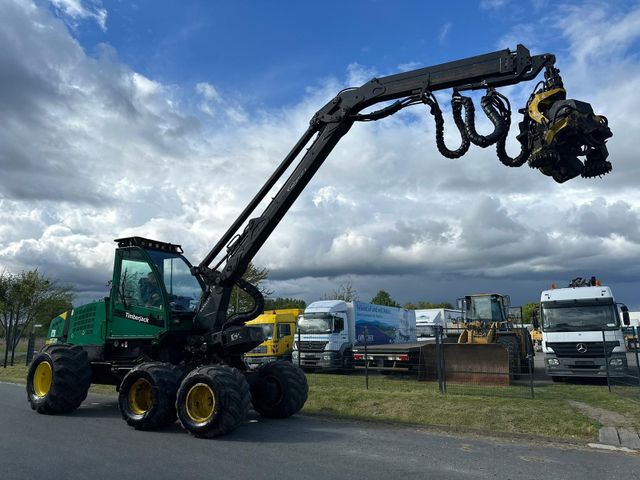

[458,90,509,148]
[422,92,470,159]
[224,278,265,328]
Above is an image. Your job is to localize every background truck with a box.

[622,312,640,351]
[540,277,630,380]
[244,309,301,367]
[292,300,416,371]
[415,308,463,339]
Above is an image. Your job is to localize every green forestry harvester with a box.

[27,45,612,437]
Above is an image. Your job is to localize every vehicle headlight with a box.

[609,358,624,367]
[323,354,333,361]
[547,358,560,366]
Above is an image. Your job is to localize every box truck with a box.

[292,300,416,371]
[415,308,463,339]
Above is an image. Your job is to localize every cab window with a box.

[277,323,292,339]
[146,251,203,313]
[119,259,163,310]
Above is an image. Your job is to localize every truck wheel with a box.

[250,361,308,419]
[496,335,520,377]
[26,344,91,414]
[176,365,250,438]
[118,363,179,430]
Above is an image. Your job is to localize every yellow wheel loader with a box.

[448,294,533,382]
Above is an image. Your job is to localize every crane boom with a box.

[191,44,612,340]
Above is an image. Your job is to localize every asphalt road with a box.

[1,382,637,480]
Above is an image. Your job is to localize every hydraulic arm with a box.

[191,45,612,348]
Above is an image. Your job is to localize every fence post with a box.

[435,326,444,394]
[528,354,534,399]
[25,333,36,366]
[602,329,611,393]
[634,326,640,387]
[297,327,301,369]
[364,326,369,390]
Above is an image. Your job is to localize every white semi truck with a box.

[292,300,416,370]
[540,277,630,379]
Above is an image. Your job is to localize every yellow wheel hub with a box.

[33,361,53,398]
[128,378,153,415]
[186,383,215,423]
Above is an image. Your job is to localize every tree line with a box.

[0,270,73,367]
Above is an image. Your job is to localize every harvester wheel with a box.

[496,335,521,377]
[118,363,180,430]
[250,361,308,418]
[176,364,250,438]
[26,344,91,414]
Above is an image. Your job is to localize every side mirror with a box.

[532,310,540,330]
[621,305,630,326]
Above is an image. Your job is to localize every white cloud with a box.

[1,1,640,308]
[438,22,452,44]
[50,0,107,31]
[480,0,510,10]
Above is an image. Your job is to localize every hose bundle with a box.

[422,88,530,167]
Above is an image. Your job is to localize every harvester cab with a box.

[110,237,204,336]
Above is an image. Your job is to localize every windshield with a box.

[542,302,619,331]
[417,325,436,337]
[297,313,341,334]
[146,250,204,313]
[260,324,274,340]
[467,296,506,322]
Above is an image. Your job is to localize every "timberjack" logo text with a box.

[125,312,149,324]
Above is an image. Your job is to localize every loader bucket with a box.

[419,343,511,385]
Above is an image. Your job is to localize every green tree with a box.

[34,296,74,333]
[227,263,274,315]
[0,270,74,367]
[370,290,400,307]
[264,297,307,311]
[522,302,540,324]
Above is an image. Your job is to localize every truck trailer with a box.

[292,300,416,371]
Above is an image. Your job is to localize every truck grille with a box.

[295,341,327,352]
[249,345,267,354]
[547,341,619,358]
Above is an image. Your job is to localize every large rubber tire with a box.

[176,365,250,438]
[26,344,91,414]
[250,361,308,419]
[118,363,180,430]
[496,335,521,377]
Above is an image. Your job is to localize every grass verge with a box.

[303,373,640,442]
[3,364,638,442]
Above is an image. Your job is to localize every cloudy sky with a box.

[1,0,640,309]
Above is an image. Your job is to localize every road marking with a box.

[588,443,638,454]
[519,455,557,463]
